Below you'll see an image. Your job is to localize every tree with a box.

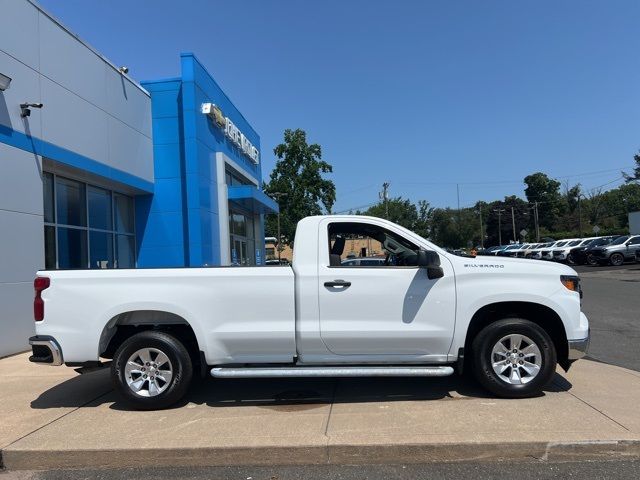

[264,129,336,244]
[623,151,640,183]
[362,197,418,230]
[524,172,564,231]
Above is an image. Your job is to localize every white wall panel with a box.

[0,50,42,138]
[38,10,108,108]
[105,69,152,138]
[0,282,35,357]
[0,0,39,69]
[40,76,109,165]
[0,143,43,216]
[0,209,44,284]
[107,116,154,181]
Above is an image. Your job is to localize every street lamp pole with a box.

[270,192,286,261]
[493,208,505,245]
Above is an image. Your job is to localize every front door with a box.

[317,219,456,359]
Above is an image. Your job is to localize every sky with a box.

[37,0,640,212]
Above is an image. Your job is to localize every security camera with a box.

[20,102,43,118]
[119,66,129,74]
[0,72,11,91]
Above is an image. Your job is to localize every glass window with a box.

[55,177,86,226]
[114,194,134,233]
[43,172,55,223]
[328,222,419,267]
[90,231,113,269]
[116,234,135,268]
[230,213,246,236]
[57,227,87,269]
[43,173,136,270]
[88,186,112,230]
[44,226,56,269]
[628,236,640,245]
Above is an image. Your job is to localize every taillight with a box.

[34,277,50,321]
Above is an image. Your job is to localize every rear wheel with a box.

[472,318,557,398]
[610,253,625,267]
[111,331,193,410]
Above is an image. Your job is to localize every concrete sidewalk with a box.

[1,353,639,470]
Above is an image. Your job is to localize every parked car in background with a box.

[568,237,614,265]
[540,241,568,260]
[341,257,386,266]
[497,244,522,257]
[552,239,588,263]
[517,244,540,258]
[528,242,554,260]
[476,246,502,256]
[589,235,640,266]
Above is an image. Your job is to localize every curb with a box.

[2,440,640,470]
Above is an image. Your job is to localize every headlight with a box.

[561,275,582,298]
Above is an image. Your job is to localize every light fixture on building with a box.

[0,72,11,91]
[20,102,43,118]
[119,66,129,74]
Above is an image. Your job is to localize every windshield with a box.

[609,235,629,246]
[568,240,581,246]
[555,241,568,247]
[579,239,594,247]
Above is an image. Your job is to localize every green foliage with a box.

[264,129,336,244]
[523,172,564,230]
[623,152,640,183]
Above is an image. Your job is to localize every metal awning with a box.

[227,185,279,214]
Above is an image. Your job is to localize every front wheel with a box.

[472,318,557,398]
[567,253,575,265]
[609,253,625,267]
[586,254,598,266]
[111,331,193,410]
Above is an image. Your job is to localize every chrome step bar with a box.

[210,366,455,378]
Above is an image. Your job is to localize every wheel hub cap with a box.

[491,334,542,385]
[124,348,173,397]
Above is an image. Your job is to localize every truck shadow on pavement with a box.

[29,369,573,411]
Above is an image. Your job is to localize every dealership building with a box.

[0,0,277,356]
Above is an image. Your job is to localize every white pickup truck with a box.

[29,215,590,409]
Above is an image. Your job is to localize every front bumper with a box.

[28,336,63,366]
[568,329,590,360]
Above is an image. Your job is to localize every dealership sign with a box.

[201,103,260,164]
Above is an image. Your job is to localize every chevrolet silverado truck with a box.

[29,215,590,409]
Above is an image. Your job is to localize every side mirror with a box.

[417,250,444,279]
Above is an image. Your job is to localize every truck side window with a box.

[328,222,420,267]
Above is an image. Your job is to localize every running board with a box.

[210,366,455,378]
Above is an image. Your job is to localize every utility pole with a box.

[270,192,286,261]
[532,202,539,242]
[456,183,462,239]
[478,208,484,248]
[380,183,390,219]
[493,208,505,245]
[511,206,517,242]
[577,195,583,237]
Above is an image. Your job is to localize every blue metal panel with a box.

[228,185,279,214]
[0,125,154,192]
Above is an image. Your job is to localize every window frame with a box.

[327,221,422,269]
[43,172,137,270]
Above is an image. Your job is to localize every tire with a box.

[111,331,193,410]
[609,253,625,267]
[586,254,598,266]
[567,254,575,265]
[471,318,557,398]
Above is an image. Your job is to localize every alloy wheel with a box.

[124,348,173,397]
[490,334,542,385]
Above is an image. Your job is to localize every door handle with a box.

[324,279,351,288]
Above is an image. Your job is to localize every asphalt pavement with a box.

[2,460,640,480]
[574,263,640,371]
